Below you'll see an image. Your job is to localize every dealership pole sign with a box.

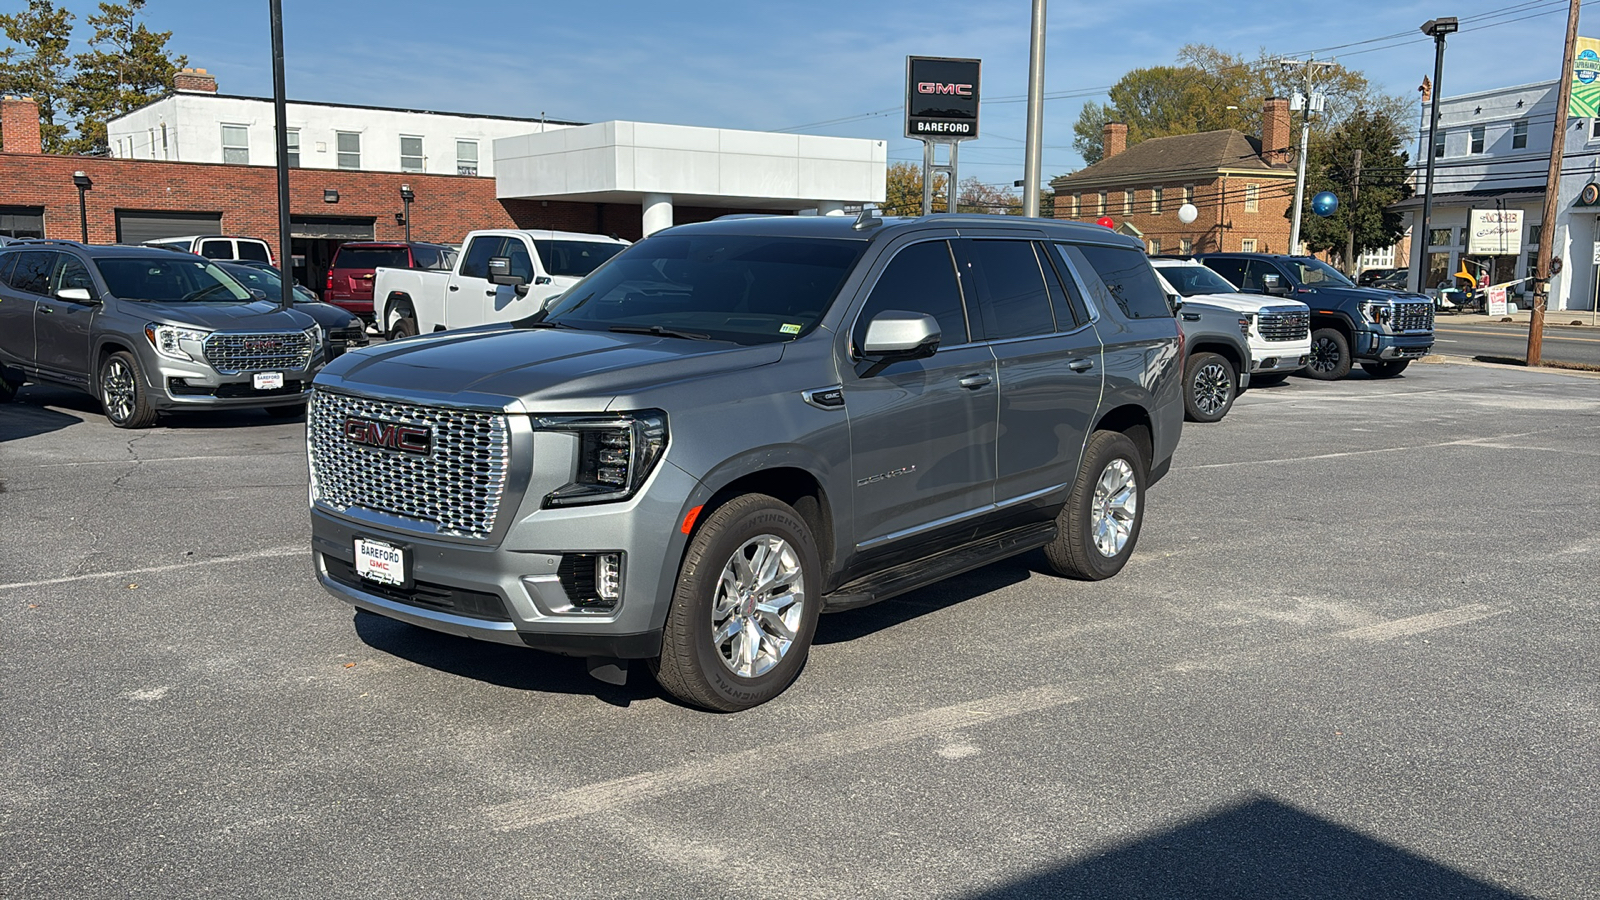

[907,56,980,215]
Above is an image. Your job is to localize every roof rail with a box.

[714,213,779,221]
[7,238,87,247]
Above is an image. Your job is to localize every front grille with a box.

[204,331,313,374]
[1392,300,1433,333]
[308,389,510,539]
[1257,308,1310,342]
[324,557,510,621]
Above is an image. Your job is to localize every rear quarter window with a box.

[1064,243,1171,319]
[237,241,270,262]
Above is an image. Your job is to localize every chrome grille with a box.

[1257,308,1310,342]
[204,331,313,374]
[308,389,510,539]
[1392,300,1434,333]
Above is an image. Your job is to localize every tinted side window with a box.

[237,241,270,262]
[199,240,233,260]
[0,252,17,288]
[54,256,95,294]
[10,251,57,295]
[410,245,442,270]
[1039,242,1089,328]
[460,236,505,280]
[1074,244,1170,319]
[853,240,968,350]
[504,239,535,282]
[963,240,1055,340]
[1242,260,1287,293]
[1201,257,1246,289]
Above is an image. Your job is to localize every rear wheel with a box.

[1044,430,1146,581]
[1360,360,1410,378]
[388,306,418,341]
[1303,328,1351,380]
[99,351,158,429]
[1182,351,1236,423]
[651,494,821,712]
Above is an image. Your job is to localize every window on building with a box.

[1592,118,1600,140]
[1458,227,1471,246]
[221,125,249,165]
[1427,252,1452,288]
[401,135,424,172]
[1149,238,1162,254]
[1240,238,1257,253]
[1151,187,1164,214]
[148,128,156,158]
[1183,184,1194,206]
[1513,120,1528,150]
[457,140,479,176]
[0,205,46,239]
[1123,190,1134,216]
[1097,192,1107,215]
[160,122,169,159]
[1433,130,1446,158]
[286,129,300,167]
[1180,238,1192,255]
[1071,193,1081,217]
[1469,126,1485,154]
[1528,224,1542,246]
[1429,228,1453,247]
[336,131,361,169]
[1244,184,1259,213]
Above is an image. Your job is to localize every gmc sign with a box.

[906,56,980,141]
[344,417,433,456]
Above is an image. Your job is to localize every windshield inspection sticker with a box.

[780,323,802,334]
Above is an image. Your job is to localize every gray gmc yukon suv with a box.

[307,213,1184,710]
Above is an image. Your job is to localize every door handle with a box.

[959,373,992,389]
[448,285,459,292]
[1068,358,1094,372]
[39,305,55,314]
[485,289,497,296]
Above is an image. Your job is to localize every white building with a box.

[1400,79,1597,311]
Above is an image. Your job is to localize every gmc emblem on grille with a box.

[244,339,284,352]
[344,417,432,455]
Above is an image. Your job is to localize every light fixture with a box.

[1421,17,1459,37]
[323,189,339,203]
[398,184,414,202]
[398,184,414,241]
[72,170,93,242]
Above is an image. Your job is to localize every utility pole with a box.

[1022,0,1047,218]
[1284,57,1332,256]
[1345,148,1363,276]
[269,0,294,312]
[1532,0,1581,366]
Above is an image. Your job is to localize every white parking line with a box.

[0,546,305,591]
[1336,604,1506,641]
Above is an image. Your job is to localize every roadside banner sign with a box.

[1467,209,1523,255]
[1488,285,1508,316]
[1571,37,1600,118]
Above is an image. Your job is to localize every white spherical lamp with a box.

[1177,203,1199,225]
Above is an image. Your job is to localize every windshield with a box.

[94,257,254,303]
[541,234,866,344]
[1286,258,1355,287]
[1158,264,1243,297]
[535,240,628,278]
[219,264,318,303]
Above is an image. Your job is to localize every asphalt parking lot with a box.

[3,360,1597,900]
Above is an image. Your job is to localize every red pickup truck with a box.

[324,241,456,323]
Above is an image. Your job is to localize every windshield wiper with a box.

[609,324,713,341]
[179,283,234,302]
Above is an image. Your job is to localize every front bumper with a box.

[1361,332,1433,361]
[1249,338,1312,374]
[144,351,317,410]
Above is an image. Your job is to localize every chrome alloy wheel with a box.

[1309,336,1342,374]
[101,357,137,423]
[1192,361,1232,416]
[1090,459,1138,558]
[711,534,806,678]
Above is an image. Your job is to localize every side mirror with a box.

[56,287,95,303]
[1167,294,1184,315]
[1262,273,1287,296]
[487,256,527,287]
[247,288,269,301]
[861,310,941,361]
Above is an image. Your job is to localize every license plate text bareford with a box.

[354,538,406,586]
[254,371,285,390]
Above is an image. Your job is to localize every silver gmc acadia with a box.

[307,212,1184,711]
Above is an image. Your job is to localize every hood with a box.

[1297,284,1429,304]
[133,299,318,332]
[317,326,786,409]
[1181,293,1307,315]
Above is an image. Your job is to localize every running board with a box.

[821,521,1057,612]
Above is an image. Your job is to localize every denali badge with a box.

[344,417,432,456]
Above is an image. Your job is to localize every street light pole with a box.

[1021,0,1047,218]
[1417,17,1458,294]
[400,184,414,242]
[269,0,294,312]
[1284,57,1332,256]
[72,171,92,243]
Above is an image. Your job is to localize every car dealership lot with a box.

[3,363,1596,899]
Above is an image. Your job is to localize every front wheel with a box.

[1182,351,1236,423]
[388,307,419,341]
[1044,430,1146,581]
[1360,360,1410,378]
[651,494,822,712]
[1303,328,1352,380]
[99,351,158,428]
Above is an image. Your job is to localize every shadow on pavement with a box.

[0,388,83,442]
[814,556,1033,645]
[7,381,303,430]
[966,796,1530,899]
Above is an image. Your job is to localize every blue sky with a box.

[68,0,1588,188]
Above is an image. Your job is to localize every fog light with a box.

[597,553,621,603]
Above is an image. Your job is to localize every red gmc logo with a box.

[917,82,973,96]
[344,417,432,455]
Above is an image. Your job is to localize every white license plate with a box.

[354,538,406,586]
[253,371,285,390]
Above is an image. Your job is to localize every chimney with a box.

[1102,122,1127,160]
[173,67,218,94]
[1,95,43,154]
[1261,97,1291,167]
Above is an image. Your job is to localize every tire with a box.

[264,403,305,419]
[1250,372,1289,387]
[388,306,418,341]
[98,351,158,429]
[1302,327,1352,380]
[0,371,19,403]
[1360,360,1410,379]
[1044,430,1146,581]
[1182,351,1236,423]
[651,494,822,712]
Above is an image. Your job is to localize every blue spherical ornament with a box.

[1312,191,1339,217]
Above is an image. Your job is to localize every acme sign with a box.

[906,56,980,141]
[344,417,433,456]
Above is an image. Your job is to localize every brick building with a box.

[1050,99,1297,256]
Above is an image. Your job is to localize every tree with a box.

[65,1,185,154]
[0,1,75,152]
[883,162,948,215]
[956,177,1020,215]
[1298,110,1414,266]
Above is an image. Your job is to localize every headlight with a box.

[1360,302,1393,325]
[1238,315,1254,337]
[305,323,323,345]
[144,323,211,362]
[538,410,668,507]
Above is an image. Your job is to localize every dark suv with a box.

[306,213,1184,710]
[1196,253,1434,379]
[0,240,323,426]
[324,242,456,322]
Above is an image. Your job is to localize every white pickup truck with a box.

[373,229,630,338]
